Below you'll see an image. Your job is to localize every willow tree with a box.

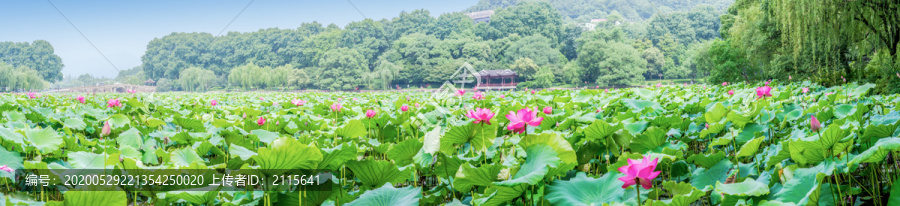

[178,67,216,92]
[773,0,899,83]
[0,62,46,91]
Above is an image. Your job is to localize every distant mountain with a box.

[465,0,734,22]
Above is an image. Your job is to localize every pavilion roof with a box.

[478,69,517,77]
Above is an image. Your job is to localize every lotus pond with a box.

[2,82,900,205]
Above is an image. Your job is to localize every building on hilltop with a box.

[466,10,495,23]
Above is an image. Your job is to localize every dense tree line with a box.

[139,1,727,91]
[0,40,63,91]
[702,0,900,93]
[466,0,734,22]
[0,62,46,92]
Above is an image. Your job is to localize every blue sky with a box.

[0,0,478,78]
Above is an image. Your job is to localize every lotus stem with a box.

[634,181,641,205]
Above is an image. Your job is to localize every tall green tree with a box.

[178,67,216,91]
[315,48,366,90]
[489,1,563,44]
[0,40,64,82]
[577,40,647,87]
[0,62,46,91]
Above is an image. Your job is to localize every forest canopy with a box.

[136,0,729,91]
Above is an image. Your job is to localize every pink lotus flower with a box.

[243,113,247,119]
[604,89,609,93]
[259,97,264,101]
[101,121,111,136]
[826,92,834,96]
[26,92,37,99]
[722,82,728,86]
[756,86,772,99]
[291,99,305,106]
[127,89,136,94]
[531,90,536,94]
[841,76,846,82]
[210,99,217,106]
[683,83,687,86]
[789,75,793,80]
[330,102,342,112]
[656,83,662,87]
[617,156,660,189]
[810,115,821,132]
[802,88,809,93]
[505,108,543,134]
[257,116,266,126]
[456,89,466,97]
[107,99,122,108]
[76,95,85,104]
[337,97,343,102]
[728,90,734,96]
[896,72,899,78]
[542,106,552,115]
[499,94,505,99]
[365,110,376,118]
[466,108,495,124]
[0,165,12,173]
[401,105,409,112]
[473,92,485,100]
[595,86,600,89]
[276,120,279,126]
[415,103,420,108]
[352,98,358,101]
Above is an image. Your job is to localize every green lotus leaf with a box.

[166,190,219,205]
[250,129,279,145]
[174,115,206,132]
[545,172,631,205]
[849,137,900,165]
[228,143,257,161]
[687,151,726,169]
[715,178,769,196]
[346,160,410,188]
[334,119,366,139]
[316,144,354,171]
[726,112,753,128]
[345,183,421,206]
[736,137,764,158]
[0,147,23,182]
[63,186,128,206]
[518,133,577,166]
[386,138,423,166]
[116,128,143,150]
[106,114,130,128]
[254,137,323,173]
[623,99,661,112]
[690,159,732,191]
[705,102,729,123]
[0,126,26,150]
[623,121,649,135]
[472,184,527,206]
[630,127,668,154]
[889,176,900,205]
[170,147,204,167]
[63,118,86,130]
[650,181,705,206]
[495,144,560,186]
[25,127,63,154]
[453,163,501,191]
[774,165,827,205]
